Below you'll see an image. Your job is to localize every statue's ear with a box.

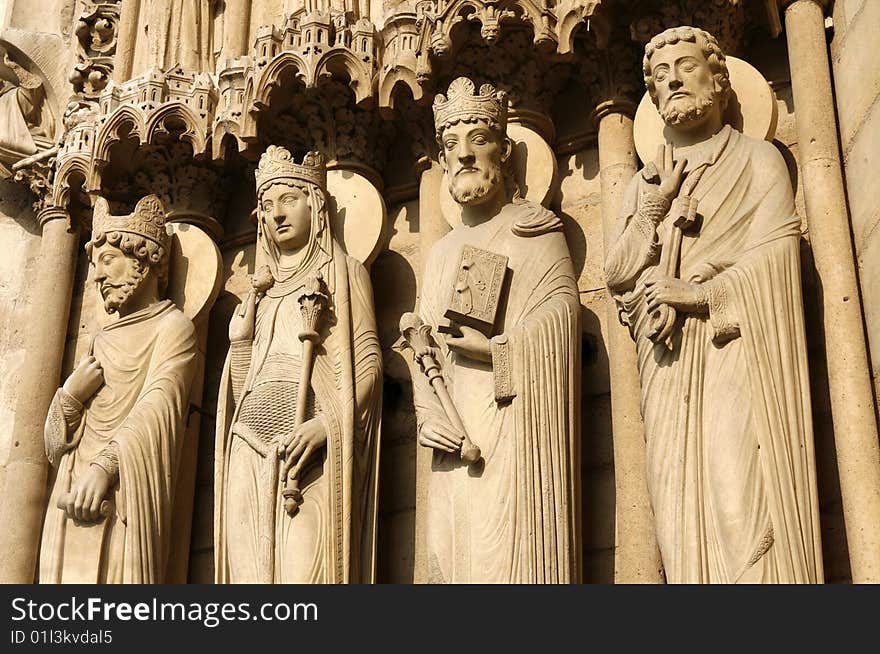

[499,135,513,164]
[438,147,449,173]
[716,79,732,112]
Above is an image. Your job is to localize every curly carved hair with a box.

[643,26,731,108]
[85,230,169,293]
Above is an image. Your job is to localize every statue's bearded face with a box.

[91,241,147,314]
[649,41,720,128]
[260,183,312,253]
[440,120,510,206]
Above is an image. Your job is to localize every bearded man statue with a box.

[214,147,382,584]
[413,77,581,583]
[39,195,198,583]
[605,27,823,583]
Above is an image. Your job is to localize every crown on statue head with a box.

[91,195,170,249]
[433,77,508,138]
[256,146,327,196]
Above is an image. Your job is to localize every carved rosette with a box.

[70,2,121,101]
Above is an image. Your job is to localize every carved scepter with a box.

[399,312,481,464]
[56,494,113,521]
[280,272,329,516]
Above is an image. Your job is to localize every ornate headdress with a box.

[433,77,508,138]
[256,146,327,197]
[91,195,170,250]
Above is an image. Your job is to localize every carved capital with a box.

[779,0,830,12]
[591,99,637,127]
[36,205,70,230]
[12,147,58,214]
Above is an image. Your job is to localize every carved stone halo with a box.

[166,222,222,323]
[440,122,557,228]
[633,56,779,165]
[326,168,387,267]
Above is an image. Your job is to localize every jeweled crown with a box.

[433,77,508,138]
[91,195,170,249]
[256,146,326,196]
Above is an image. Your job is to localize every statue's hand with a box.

[62,355,104,404]
[644,276,705,313]
[64,465,111,522]
[279,417,327,479]
[228,290,257,342]
[648,144,688,204]
[445,325,492,363]
[418,419,464,454]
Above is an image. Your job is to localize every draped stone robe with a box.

[415,200,581,583]
[134,0,217,73]
[0,85,37,157]
[605,126,823,583]
[215,243,382,584]
[39,300,197,583]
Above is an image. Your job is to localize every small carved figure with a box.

[413,77,580,583]
[39,195,198,583]
[215,147,382,584]
[0,51,49,162]
[605,27,823,583]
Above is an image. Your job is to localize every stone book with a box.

[443,244,509,336]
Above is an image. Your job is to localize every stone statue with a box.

[215,147,382,584]
[605,26,823,583]
[39,195,198,583]
[0,51,49,161]
[411,77,581,583]
[139,0,218,72]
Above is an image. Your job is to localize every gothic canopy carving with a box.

[8,0,777,217]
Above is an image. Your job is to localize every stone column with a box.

[114,0,140,83]
[593,102,664,584]
[413,160,448,583]
[219,0,251,66]
[784,0,880,583]
[0,207,79,583]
